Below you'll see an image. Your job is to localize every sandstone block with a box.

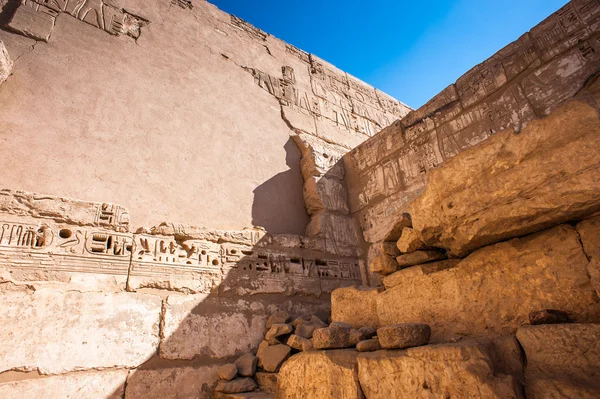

[369,255,398,276]
[377,225,600,341]
[287,334,313,351]
[254,372,278,394]
[396,227,428,253]
[0,370,128,399]
[331,286,382,328]
[383,259,461,289]
[377,324,431,349]
[0,40,12,85]
[483,336,525,381]
[265,323,293,342]
[219,363,238,381]
[235,353,257,377]
[357,326,377,340]
[266,311,290,329]
[529,309,569,325]
[257,344,291,372]
[124,365,220,399]
[357,342,521,398]
[5,1,57,42]
[313,322,360,350]
[215,378,257,394]
[278,350,364,399]
[294,316,327,339]
[409,100,600,257]
[0,290,161,374]
[577,215,600,296]
[516,324,600,399]
[357,338,382,352]
[395,250,446,268]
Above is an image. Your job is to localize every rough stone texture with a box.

[377,324,431,349]
[124,365,220,399]
[219,364,238,381]
[278,350,364,399]
[266,311,290,329]
[0,289,161,374]
[396,227,428,253]
[517,324,600,399]
[215,378,257,394]
[256,344,291,373]
[313,322,361,350]
[254,372,278,394]
[577,215,600,296]
[369,255,398,276]
[529,309,570,325]
[265,324,293,342]
[331,286,382,328]
[357,326,377,340]
[0,370,128,398]
[356,338,382,352]
[287,334,313,352]
[383,259,461,289]
[0,40,12,85]
[294,316,327,339]
[357,342,521,399]
[5,1,57,42]
[395,250,446,268]
[377,225,600,341]
[482,336,524,381]
[235,353,258,377]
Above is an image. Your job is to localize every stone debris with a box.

[235,353,258,377]
[265,323,293,342]
[312,322,363,350]
[257,344,291,372]
[287,334,313,352]
[369,255,399,276]
[215,378,258,394]
[218,363,238,381]
[529,310,570,325]
[395,250,446,268]
[377,324,431,349]
[396,227,428,253]
[356,338,382,352]
[0,40,12,85]
[254,372,278,394]
[265,311,290,329]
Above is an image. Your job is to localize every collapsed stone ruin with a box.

[0,0,599,398]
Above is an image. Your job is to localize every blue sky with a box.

[210,0,568,109]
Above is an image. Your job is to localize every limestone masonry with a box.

[0,0,599,398]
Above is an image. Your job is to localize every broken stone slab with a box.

[529,309,570,325]
[218,363,238,381]
[257,344,291,372]
[123,365,220,399]
[0,370,128,399]
[312,322,362,350]
[0,40,12,85]
[265,323,293,342]
[294,316,327,339]
[396,227,428,253]
[0,290,161,374]
[371,242,401,258]
[5,1,57,42]
[369,255,399,276]
[377,225,600,341]
[254,372,278,394]
[357,342,521,398]
[331,286,383,328]
[265,310,290,329]
[287,334,313,352]
[409,100,600,257]
[235,353,258,377]
[278,350,364,399]
[377,324,431,349]
[383,259,461,289]
[517,324,600,399]
[395,250,446,268]
[357,338,382,352]
[215,378,258,394]
[576,215,600,297]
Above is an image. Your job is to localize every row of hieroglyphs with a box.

[346,0,600,243]
[1,0,148,42]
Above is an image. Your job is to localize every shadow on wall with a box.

[251,137,309,236]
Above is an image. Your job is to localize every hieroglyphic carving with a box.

[5,0,58,42]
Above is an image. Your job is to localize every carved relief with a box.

[5,0,58,42]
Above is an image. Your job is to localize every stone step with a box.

[214,391,274,399]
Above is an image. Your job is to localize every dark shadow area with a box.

[251,137,309,236]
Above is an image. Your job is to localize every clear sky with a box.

[210,0,568,109]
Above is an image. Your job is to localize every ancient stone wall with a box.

[0,0,410,236]
[345,0,600,248]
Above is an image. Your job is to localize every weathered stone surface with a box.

[357,343,521,399]
[383,259,461,289]
[0,290,161,374]
[356,338,382,352]
[0,40,12,85]
[357,326,377,340]
[377,225,600,341]
[483,336,524,381]
[0,370,128,399]
[377,324,431,349]
[517,324,600,399]
[410,100,600,257]
[369,255,398,276]
[331,286,382,328]
[278,350,364,399]
[124,365,220,399]
[257,344,291,373]
[313,322,360,349]
[265,324,293,342]
[235,353,257,377]
[395,250,447,268]
[215,378,257,394]
[266,311,290,329]
[287,334,313,352]
[396,227,428,253]
[5,1,56,42]
[294,316,327,339]
[254,372,278,394]
[577,215,600,296]
[529,309,570,325]
[219,364,238,381]
[214,393,273,399]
